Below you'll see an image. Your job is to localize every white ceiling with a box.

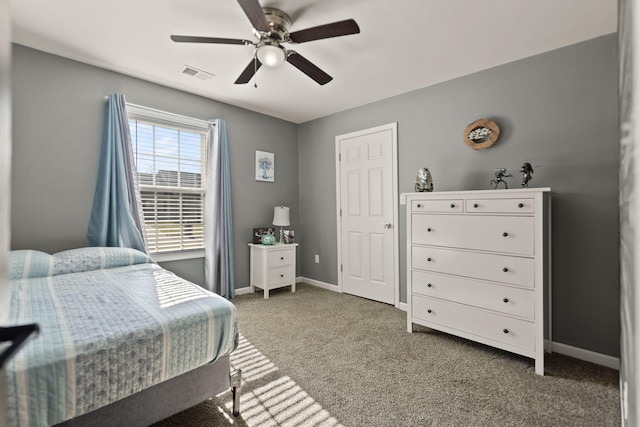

[11,0,617,124]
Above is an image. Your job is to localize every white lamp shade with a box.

[256,45,286,67]
[272,206,290,226]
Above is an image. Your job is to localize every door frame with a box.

[335,122,399,307]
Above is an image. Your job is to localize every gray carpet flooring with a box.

[154,283,620,427]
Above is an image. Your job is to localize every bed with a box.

[2,247,241,427]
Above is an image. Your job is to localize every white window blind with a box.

[127,104,209,255]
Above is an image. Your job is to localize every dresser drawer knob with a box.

[473,203,478,208]
[280,274,284,278]
[503,298,509,303]
[518,203,524,208]
[280,257,284,260]
[503,329,509,334]
[427,283,432,288]
[417,203,422,208]
[502,232,508,237]
[427,257,432,262]
[427,309,432,314]
[427,227,432,232]
[450,204,455,208]
[502,267,509,272]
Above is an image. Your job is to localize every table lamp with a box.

[272,206,290,244]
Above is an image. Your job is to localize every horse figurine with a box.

[415,168,434,192]
[520,162,534,188]
[491,168,511,189]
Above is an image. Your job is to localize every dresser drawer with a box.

[411,246,535,287]
[267,266,294,286]
[412,270,534,319]
[411,199,463,213]
[268,248,294,266]
[411,214,534,255]
[412,295,535,351]
[466,198,534,214]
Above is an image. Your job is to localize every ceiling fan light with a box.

[256,45,286,67]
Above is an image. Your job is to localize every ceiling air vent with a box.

[181,65,214,81]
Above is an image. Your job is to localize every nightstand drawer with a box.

[412,270,534,319]
[465,198,534,214]
[411,246,535,287]
[411,199,463,213]
[412,295,535,351]
[268,248,294,266]
[411,214,534,255]
[267,266,294,285]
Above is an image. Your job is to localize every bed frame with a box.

[55,357,241,427]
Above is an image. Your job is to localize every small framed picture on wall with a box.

[255,150,274,182]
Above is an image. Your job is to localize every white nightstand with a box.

[248,243,298,299]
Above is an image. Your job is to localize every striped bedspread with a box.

[3,247,238,427]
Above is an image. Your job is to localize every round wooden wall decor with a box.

[463,118,500,150]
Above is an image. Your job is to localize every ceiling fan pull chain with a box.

[253,55,258,88]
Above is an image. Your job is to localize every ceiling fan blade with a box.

[171,35,251,45]
[235,58,263,84]
[288,19,360,43]
[287,52,332,85]
[237,0,270,33]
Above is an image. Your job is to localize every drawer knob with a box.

[280,274,284,278]
[427,227,432,232]
[503,298,509,303]
[417,203,422,208]
[427,309,432,314]
[427,283,432,288]
[280,257,284,260]
[450,204,455,208]
[427,257,432,262]
[473,203,478,208]
[503,329,509,334]
[502,267,509,272]
[518,203,524,208]
[502,232,508,237]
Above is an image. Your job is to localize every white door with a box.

[336,123,398,305]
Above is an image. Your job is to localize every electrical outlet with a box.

[315,254,320,264]
[400,193,407,205]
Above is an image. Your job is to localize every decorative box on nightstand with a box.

[248,243,298,299]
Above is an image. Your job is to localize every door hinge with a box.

[340,264,343,272]
[339,153,341,162]
[340,208,342,217]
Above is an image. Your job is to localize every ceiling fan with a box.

[170,0,360,85]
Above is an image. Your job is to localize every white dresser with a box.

[406,188,551,375]
[249,243,298,299]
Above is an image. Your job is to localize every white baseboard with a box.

[234,286,254,296]
[550,341,620,370]
[398,302,407,312]
[298,276,340,292]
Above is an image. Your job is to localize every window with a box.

[127,104,209,257]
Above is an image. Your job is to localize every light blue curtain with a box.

[86,94,147,253]
[204,119,235,298]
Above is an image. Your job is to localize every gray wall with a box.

[298,35,620,357]
[10,35,621,358]
[0,0,10,324]
[10,44,299,288]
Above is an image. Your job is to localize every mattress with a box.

[3,247,238,427]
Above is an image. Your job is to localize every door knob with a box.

[384,223,392,229]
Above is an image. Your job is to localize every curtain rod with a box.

[104,96,216,125]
